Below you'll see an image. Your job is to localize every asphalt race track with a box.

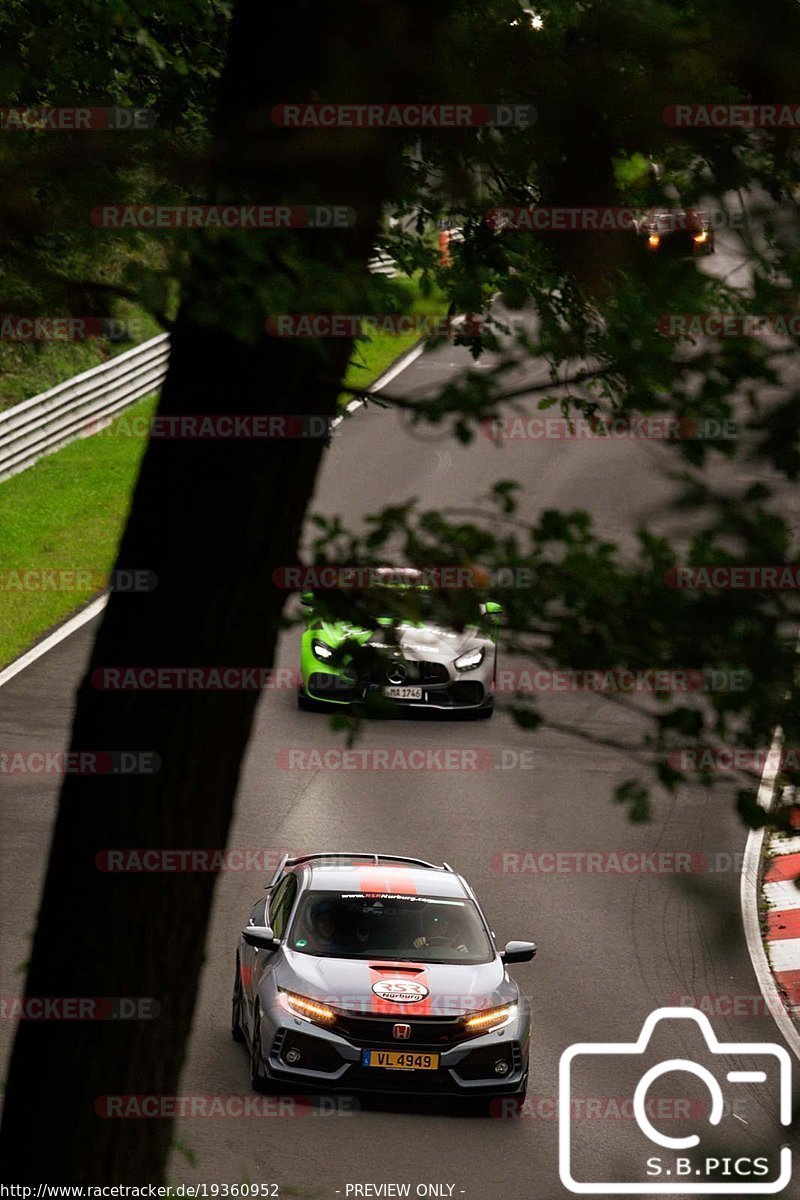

[2,226,799,1197]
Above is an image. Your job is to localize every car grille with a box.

[332,1013,473,1047]
[416,661,449,684]
[357,658,450,686]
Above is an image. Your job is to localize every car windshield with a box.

[288,890,494,964]
[320,586,466,626]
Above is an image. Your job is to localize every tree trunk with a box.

[0,0,455,1180]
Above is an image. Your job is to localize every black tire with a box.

[231,958,245,1044]
[250,1004,272,1093]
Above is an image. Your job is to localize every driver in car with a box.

[309,899,349,954]
[413,907,469,953]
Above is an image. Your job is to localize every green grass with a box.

[342,276,449,398]
[0,393,156,665]
[0,274,450,668]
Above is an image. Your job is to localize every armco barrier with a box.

[0,333,170,482]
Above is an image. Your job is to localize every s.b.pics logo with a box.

[559,1008,792,1194]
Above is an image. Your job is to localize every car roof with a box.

[300,856,469,899]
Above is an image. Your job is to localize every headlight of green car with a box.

[312,638,335,662]
[454,647,484,672]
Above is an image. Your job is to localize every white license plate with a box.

[383,686,423,700]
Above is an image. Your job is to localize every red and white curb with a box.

[741,730,800,1059]
[764,818,800,1018]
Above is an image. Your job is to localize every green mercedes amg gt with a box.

[298,569,501,717]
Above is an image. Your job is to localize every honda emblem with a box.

[393,1023,411,1039]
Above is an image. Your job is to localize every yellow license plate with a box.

[362,1049,439,1071]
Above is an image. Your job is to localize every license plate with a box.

[383,686,423,700]
[361,1049,439,1071]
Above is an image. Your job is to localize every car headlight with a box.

[279,990,336,1024]
[312,638,334,662]
[463,1002,518,1033]
[454,646,485,672]
[693,230,709,244]
[647,233,660,248]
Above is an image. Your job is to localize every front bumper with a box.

[259,1009,528,1097]
[301,668,494,713]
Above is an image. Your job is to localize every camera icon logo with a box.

[559,1007,792,1194]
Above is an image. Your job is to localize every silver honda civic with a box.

[232,853,537,1109]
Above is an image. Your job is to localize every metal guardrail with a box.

[0,333,170,483]
[367,251,397,277]
[0,246,403,484]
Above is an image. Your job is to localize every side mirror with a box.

[300,592,315,608]
[482,601,503,621]
[243,925,281,952]
[500,940,536,964]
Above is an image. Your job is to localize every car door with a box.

[240,877,285,1017]
[243,874,298,1022]
[240,888,269,1025]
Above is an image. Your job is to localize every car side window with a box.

[269,875,297,939]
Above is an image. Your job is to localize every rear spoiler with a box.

[267,851,453,889]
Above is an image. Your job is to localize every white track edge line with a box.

[740,726,800,1059]
[330,340,427,430]
[0,594,109,691]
